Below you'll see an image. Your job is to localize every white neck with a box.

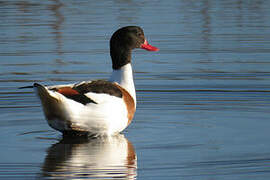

[109,63,136,105]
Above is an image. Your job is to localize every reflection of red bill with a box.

[141,40,159,51]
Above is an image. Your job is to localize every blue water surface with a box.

[1,0,270,179]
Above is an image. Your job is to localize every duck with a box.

[28,26,159,136]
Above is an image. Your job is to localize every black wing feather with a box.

[50,80,122,105]
[74,80,122,98]
[64,94,97,105]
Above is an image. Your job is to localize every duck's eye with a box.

[137,32,143,37]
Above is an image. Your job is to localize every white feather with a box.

[62,92,127,135]
[109,63,136,107]
[77,93,128,135]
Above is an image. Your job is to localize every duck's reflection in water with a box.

[41,134,137,179]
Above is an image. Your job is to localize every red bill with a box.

[141,40,159,51]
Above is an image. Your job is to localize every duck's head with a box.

[110,26,159,70]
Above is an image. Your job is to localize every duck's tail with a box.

[33,83,60,105]
[18,85,34,89]
[33,83,70,132]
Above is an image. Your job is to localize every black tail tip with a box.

[19,83,44,89]
[19,85,34,89]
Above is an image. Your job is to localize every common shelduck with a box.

[22,26,159,136]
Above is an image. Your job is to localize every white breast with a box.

[109,63,136,107]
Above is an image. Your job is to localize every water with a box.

[1,0,270,179]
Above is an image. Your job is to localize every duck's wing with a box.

[47,80,123,105]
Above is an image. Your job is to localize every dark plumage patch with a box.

[50,87,96,105]
[110,26,145,70]
[50,80,122,105]
[74,80,123,98]
[63,94,97,105]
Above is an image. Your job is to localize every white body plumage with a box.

[34,64,135,136]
